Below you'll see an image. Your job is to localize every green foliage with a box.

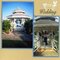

[3,20,11,33]
[24,19,33,34]
[34,32,37,35]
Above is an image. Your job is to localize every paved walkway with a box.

[2,31,32,41]
[2,32,21,40]
[35,48,58,56]
[2,31,32,48]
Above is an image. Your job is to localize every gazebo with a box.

[7,9,30,31]
[34,19,58,32]
[34,16,59,51]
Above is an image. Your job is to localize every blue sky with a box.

[2,2,33,20]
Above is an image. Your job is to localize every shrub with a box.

[24,19,33,34]
[2,20,11,33]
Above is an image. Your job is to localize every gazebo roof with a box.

[13,9,25,13]
[7,14,30,19]
[34,20,59,27]
[7,9,30,19]
[35,16,55,21]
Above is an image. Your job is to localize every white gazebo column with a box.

[51,35,54,49]
[13,18,16,29]
[21,18,25,25]
[37,32,41,48]
[10,20,14,32]
[51,39,55,49]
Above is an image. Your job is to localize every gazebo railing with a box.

[34,32,59,52]
[52,39,58,50]
[52,34,58,52]
[34,35,40,52]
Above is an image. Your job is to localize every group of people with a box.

[39,31,55,46]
